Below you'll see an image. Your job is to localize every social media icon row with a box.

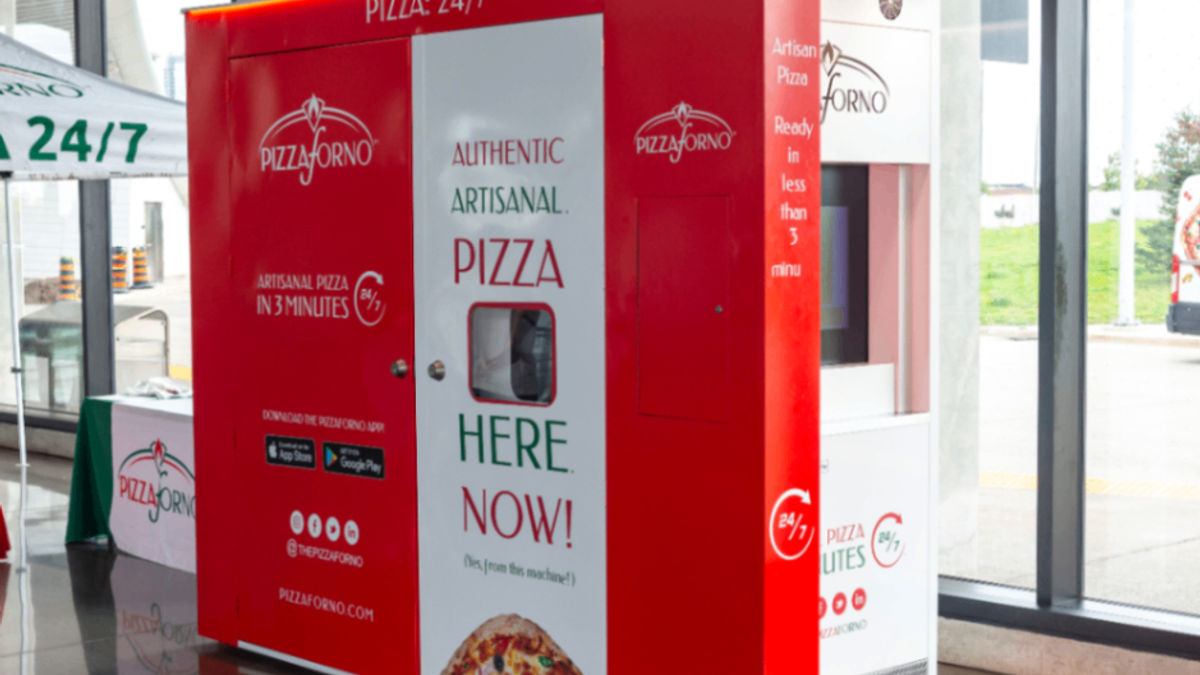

[290,510,360,546]
[818,588,867,619]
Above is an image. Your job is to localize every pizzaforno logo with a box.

[0,63,83,98]
[819,42,891,124]
[121,603,198,675]
[259,94,378,186]
[117,439,195,524]
[634,102,735,164]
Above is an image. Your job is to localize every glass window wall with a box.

[1084,0,1200,615]
[108,2,195,388]
[938,0,1042,589]
[3,1,84,415]
[943,0,1200,659]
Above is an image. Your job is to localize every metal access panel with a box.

[636,195,732,422]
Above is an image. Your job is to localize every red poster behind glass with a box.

[227,40,417,673]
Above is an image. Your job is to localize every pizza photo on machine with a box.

[441,614,583,675]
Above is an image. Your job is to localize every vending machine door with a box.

[411,16,608,675]
[227,39,417,673]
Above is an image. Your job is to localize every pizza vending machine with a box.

[185,0,821,672]
[814,2,940,673]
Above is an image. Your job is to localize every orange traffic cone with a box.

[132,247,153,289]
[59,257,79,301]
[111,247,129,294]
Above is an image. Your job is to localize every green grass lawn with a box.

[980,219,1171,326]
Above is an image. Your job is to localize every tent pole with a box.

[2,176,26,468]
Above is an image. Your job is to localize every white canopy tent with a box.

[0,32,187,466]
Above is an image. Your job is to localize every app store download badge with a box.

[323,442,384,480]
[266,435,316,469]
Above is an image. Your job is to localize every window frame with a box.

[938,0,1200,660]
[0,0,111,433]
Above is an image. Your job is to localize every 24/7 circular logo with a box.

[769,487,815,561]
[353,271,386,326]
[117,439,195,524]
[871,512,905,568]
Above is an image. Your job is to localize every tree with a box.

[1099,150,1157,192]
[1141,110,1200,271]
[1101,151,1121,191]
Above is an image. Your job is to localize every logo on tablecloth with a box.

[118,438,196,524]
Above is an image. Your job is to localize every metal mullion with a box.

[941,578,1200,662]
[1036,0,1088,607]
[74,0,115,397]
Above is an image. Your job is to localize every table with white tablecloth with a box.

[66,395,195,572]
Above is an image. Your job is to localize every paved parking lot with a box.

[945,334,1200,615]
[114,275,192,375]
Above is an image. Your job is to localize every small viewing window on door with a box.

[821,165,869,365]
[469,304,556,405]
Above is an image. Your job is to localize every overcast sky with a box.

[40,0,1200,189]
[135,0,195,62]
[983,0,1200,187]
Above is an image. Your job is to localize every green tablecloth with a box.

[65,397,115,543]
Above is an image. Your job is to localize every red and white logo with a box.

[832,592,847,616]
[634,102,735,164]
[259,94,378,186]
[852,587,867,611]
[116,438,195,525]
[871,512,905,568]
[352,270,386,327]
[769,487,816,561]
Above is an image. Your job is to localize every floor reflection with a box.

[0,451,301,674]
[69,545,203,675]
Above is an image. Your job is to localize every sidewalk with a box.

[981,322,1200,348]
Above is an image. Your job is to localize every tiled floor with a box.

[0,448,303,674]
[0,446,989,674]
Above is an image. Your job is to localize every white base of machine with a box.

[238,641,356,675]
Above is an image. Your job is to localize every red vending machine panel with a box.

[227,40,418,672]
